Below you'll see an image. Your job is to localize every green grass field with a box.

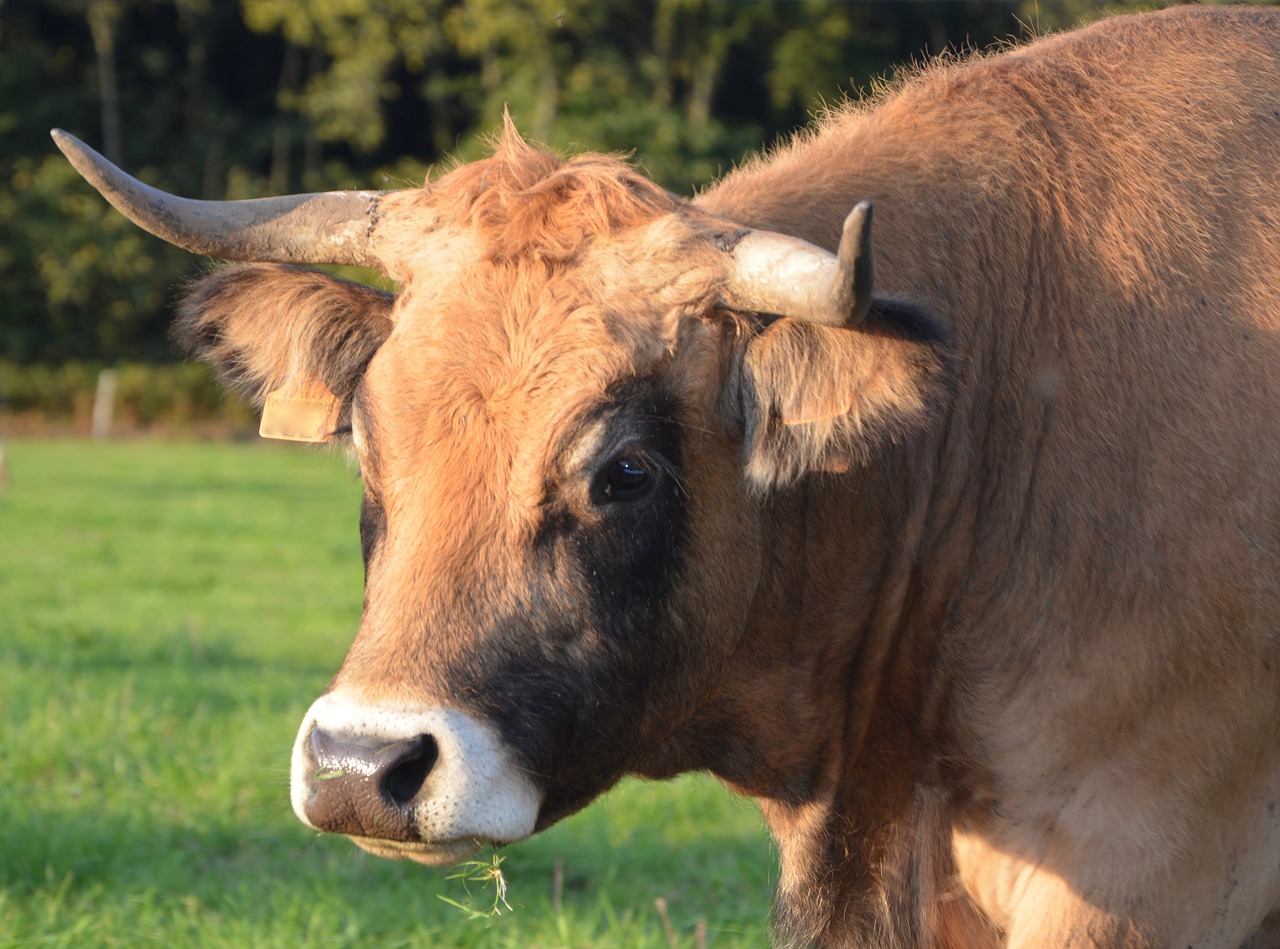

[0,439,774,948]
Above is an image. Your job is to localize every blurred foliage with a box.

[0,359,256,432]
[2,0,1230,366]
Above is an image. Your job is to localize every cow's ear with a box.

[727,299,953,489]
[176,264,394,410]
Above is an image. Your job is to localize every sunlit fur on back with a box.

[166,6,1280,948]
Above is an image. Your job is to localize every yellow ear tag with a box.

[259,382,342,443]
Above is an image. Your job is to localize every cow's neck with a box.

[758,719,992,949]
[730,461,985,946]
[684,90,1011,949]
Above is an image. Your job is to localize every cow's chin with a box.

[346,835,488,866]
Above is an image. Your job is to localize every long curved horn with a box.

[721,201,874,326]
[51,129,385,268]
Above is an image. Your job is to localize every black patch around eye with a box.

[440,379,690,813]
[576,395,685,616]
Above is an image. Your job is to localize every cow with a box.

[53,5,1280,946]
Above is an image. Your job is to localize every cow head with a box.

[54,125,951,864]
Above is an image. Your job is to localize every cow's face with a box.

[287,234,765,862]
[58,127,950,863]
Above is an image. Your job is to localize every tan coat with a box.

[65,6,1280,946]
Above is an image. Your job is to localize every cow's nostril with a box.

[305,727,440,839]
[383,734,438,807]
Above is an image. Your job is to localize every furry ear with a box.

[176,264,394,408]
[729,299,953,489]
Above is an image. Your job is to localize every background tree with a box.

[1,0,1200,364]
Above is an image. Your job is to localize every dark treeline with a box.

[4,0,1166,364]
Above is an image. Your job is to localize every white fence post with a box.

[0,379,9,489]
[92,368,118,440]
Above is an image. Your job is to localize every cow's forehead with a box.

[380,212,725,331]
[348,269,700,615]
[372,132,731,333]
[382,321,606,469]
[354,137,731,502]
[357,277,645,500]
[372,206,724,410]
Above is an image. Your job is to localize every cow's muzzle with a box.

[290,694,543,865]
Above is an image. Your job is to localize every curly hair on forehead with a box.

[429,120,683,265]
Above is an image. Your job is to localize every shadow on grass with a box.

[11,623,269,670]
[2,778,776,947]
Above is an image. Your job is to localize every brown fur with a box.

[177,7,1280,947]
[177,264,393,404]
[429,124,682,264]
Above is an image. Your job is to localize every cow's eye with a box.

[602,457,651,501]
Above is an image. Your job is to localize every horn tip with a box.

[844,200,873,231]
[50,129,97,169]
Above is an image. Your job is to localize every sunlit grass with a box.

[0,438,774,948]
